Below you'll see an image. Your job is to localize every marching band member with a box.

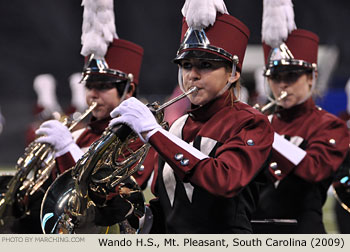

[35,39,153,187]
[252,0,349,233]
[109,0,274,233]
[35,1,153,190]
[35,0,154,232]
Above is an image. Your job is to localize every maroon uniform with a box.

[149,92,274,233]
[254,98,349,233]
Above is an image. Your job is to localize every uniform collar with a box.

[88,116,110,134]
[275,97,315,121]
[187,91,234,121]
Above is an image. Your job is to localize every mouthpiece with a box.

[277,91,288,101]
[155,87,198,113]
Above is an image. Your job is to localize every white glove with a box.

[109,97,161,143]
[35,120,83,160]
[182,0,228,29]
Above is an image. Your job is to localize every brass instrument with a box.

[332,153,350,213]
[253,91,288,113]
[40,87,198,234]
[0,102,97,227]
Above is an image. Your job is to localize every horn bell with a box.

[40,168,79,234]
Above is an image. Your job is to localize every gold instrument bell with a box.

[0,102,97,228]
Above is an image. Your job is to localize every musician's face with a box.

[180,59,239,106]
[268,72,314,109]
[85,82,134,120]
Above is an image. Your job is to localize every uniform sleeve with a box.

[271,116,349,182]
[149,114,274,198]
[55,152,76,174]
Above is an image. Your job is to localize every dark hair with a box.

[223,62,241,106]
[116,82,137,98]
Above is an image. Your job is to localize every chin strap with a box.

[119,74,133,103]
[215,62,237,98]
[178,67,185,93]
[119,81,131,102]
[296,70,316,105]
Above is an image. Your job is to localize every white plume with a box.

[182,0,228,29]
[262,0,296,48]
[33,74,62,113]
[81,0,117,59]
[69,72,88,112]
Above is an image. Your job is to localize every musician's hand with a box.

[109,97,161,142]
[35,120,83,160]
[182,0,228,29]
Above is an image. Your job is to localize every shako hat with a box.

[173,0,250,72]
[80,0,143,85]
[174,14,250,72]
[261,0,318,76]
[263,29,319,76]
[83,39,143,85]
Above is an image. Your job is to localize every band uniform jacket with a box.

[148,91,274,233]
[253,98,349,233]
[54,116,155,189]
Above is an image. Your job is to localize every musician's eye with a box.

[99,83,115,90]
[199,61,213,69]
[269,75,281,83]
[85,82,115,90]
[181,62,192,70]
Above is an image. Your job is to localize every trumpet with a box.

[253,91,288,113]
[40,87,198,234]
[0,102,97,227]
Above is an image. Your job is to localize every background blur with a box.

[0,0,349,165]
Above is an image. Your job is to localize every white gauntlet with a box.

[35,120,83,160]
[109,97,161,143]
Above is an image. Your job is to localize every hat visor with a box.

[265,65,313,77]
[83,72,128,84]
[173,49,229,64]
[264,58,316,76]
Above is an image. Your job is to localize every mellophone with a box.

[40,86,198,234]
